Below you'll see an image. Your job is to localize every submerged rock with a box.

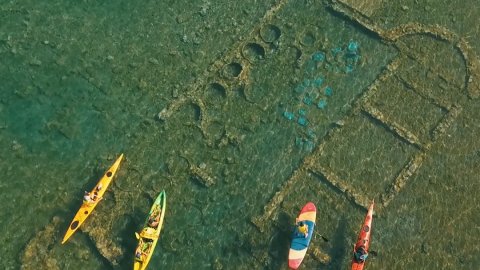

[82,209,126,266]
[190,164,215,187]
[20,216,62,270]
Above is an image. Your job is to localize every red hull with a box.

[351,201,374,270]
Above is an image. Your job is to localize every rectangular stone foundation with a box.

[338,0,386,17]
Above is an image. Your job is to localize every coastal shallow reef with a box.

[9,0,480,269]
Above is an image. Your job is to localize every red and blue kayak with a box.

[351,200,374,270]
[288,202,316,269]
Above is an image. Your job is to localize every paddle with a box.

[135,232,140,240]
[319,234,329,242]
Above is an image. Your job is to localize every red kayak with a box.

[351,200,374,270]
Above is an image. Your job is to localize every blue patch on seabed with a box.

[324,86,333,96]
[283,111,295,120]
[312,51,325,62]
[282,40,362,151]
[317,99,327,109]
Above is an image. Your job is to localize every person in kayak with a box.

[296,219,309,238]
[354,245,368,263]
[83,191,94,203]
[83,191,101,203]
[135,244,143,260]
[135,239,153,261]
[148,208,161,228]
[83,185,103,203]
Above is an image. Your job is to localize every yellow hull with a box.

[133,191,166,270]
[62,154,124,244]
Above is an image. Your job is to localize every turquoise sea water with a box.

[1,0,480,269]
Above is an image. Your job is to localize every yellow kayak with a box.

[133,191,166,270]
[61,154,124,244]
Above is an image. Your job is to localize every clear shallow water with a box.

[1,0,480,269]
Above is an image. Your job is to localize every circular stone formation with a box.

[222,62,243,78]
[300,31,316,47]
[260,24,281,43]
[287,46,302,62]
[204,82,227,104]
[205,120,225,142]
[242,43,266,62]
